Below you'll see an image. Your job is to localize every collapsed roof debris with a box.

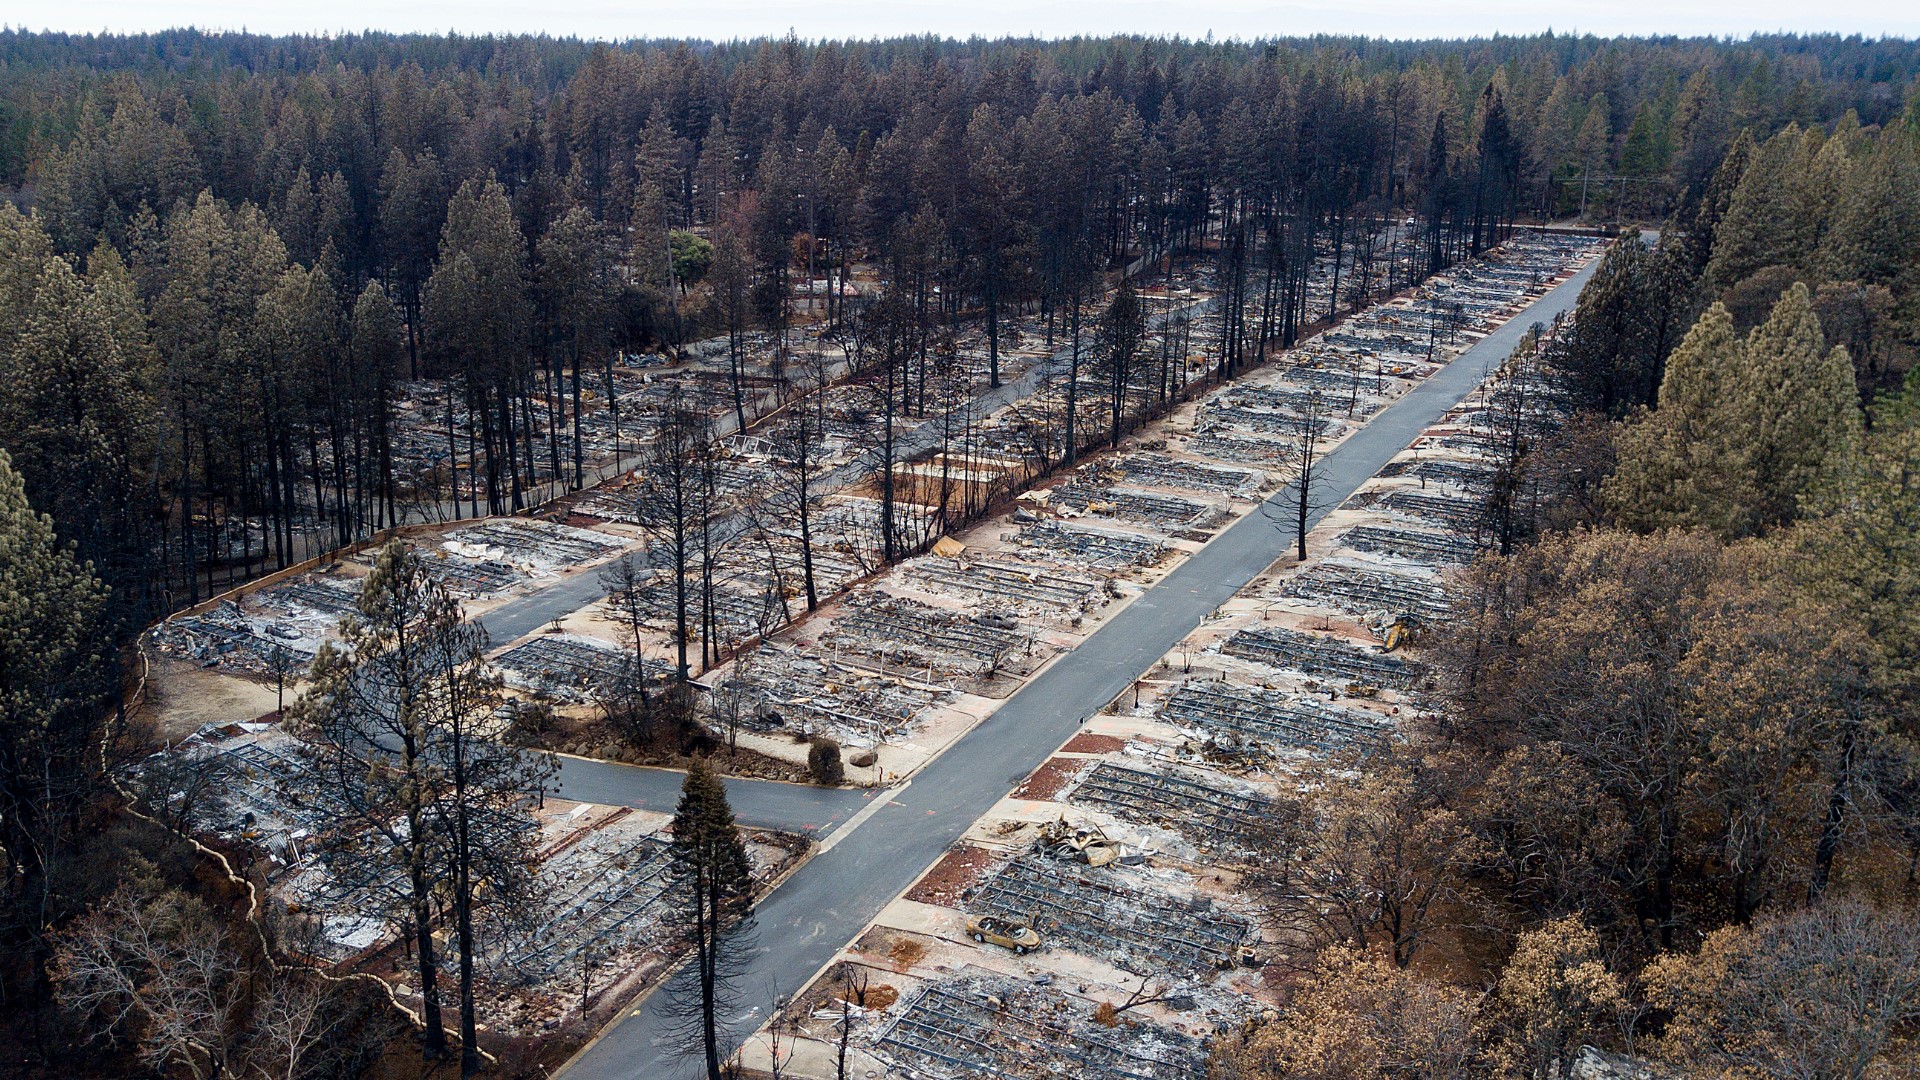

[1068,761,1275,853]
[495,635,670,704]
[972,853,1252,976]
[877,977,1208,1080]
[1160,680,1390,754]
[1223,625,1418,688]
[1335,523,1483,566]
[1009,520,1169,568]
[825,594,1029,676]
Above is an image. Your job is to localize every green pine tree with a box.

[0,215,159,618]
[1799,372,1920,666]
[1707,126,1816,292]
[291,539,467,1063]
[1801,134,1857,260]
[1611,287,1864,536]
[1677,130,1753,282]
[348,280,404,530]
[1619,102,1673,179]
[1740,283,1863,525]
[665,759,755,1080]
[1818,131,1920,289]
[424,176,532,516]
[1607,303,1759,536]
[0,448,111,916]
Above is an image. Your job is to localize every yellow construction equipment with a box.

[1382,620,1414,652]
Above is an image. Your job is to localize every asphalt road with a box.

[556,258,1603,1079]
[547,753,873,834]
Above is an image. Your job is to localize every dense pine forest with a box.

[3,30,1917,629]
[3,27,1920,1080]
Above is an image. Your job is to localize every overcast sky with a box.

[8,0,1917,43]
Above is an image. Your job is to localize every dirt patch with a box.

[1011,756,1087,802]
[1062,732,1127,755]
[811,972,902,1013]
[139,656,283,742]
[887,938,926,966]
[904,844,997,906]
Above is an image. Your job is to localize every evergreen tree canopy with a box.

[0,448,111,912]
[1608,284,1862,538]
[666,758,754,1080]
[1608,303,1758,536]
[669,759,754,922]
[1741,282,1863,525]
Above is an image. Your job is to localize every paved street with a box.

[547,753,873,833]
[556,257,1602,1079]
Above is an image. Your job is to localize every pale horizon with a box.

[7,0,1918,44]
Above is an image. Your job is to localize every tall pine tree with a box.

[1610,286,1862,536]
[664,759,754,1080]
[1740,282,1862,526]
[0,449,112,923]
[1608,303,1760,536]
